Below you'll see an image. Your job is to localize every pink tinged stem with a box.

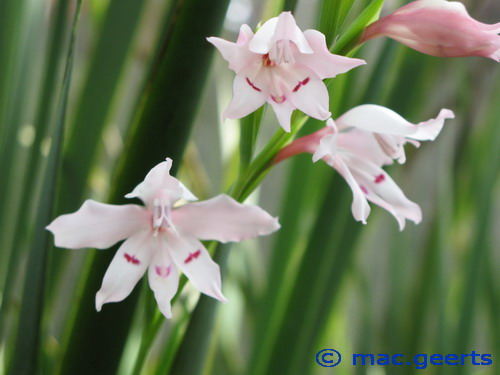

[183,249,202,264]
[273,126,332,165]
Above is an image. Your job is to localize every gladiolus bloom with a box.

[361,0,500,61]
[208,11,365,131]
[47,158,280,318]
[276,105,454,229]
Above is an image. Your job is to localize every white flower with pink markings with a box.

[208,11,366,131]
[47,158,280,318]
[276,105,454,230]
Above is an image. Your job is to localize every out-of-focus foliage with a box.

[0,0,498,374]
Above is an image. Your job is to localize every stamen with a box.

[262,54,276,67]
[246,77,262,92]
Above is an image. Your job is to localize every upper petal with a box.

[336,105,453,138]
[294,29,366,79]
[207,24,260,74]
[95,230,154,311]
[167,234,226,302]
[172,194,280,243]
[46,200,148,249]
[249,12,313,55]
[148,239,180,319]
[126,158,197,206]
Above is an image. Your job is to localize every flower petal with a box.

[249,12,313,55]
[222,72,268,120]
[332,155,371,224]
[269,99,295,132]
[172,194,280,243]
[286,69,331,121]
[409,108,455,141]
[167,235,226,302]
[126,158,197,206]
[344,154,422,230]
[148,239,179,319]
[95,230,154,311]
[207,24,260,74]
[336,105,453,138]
[46,200,148,249]
[295,29,366,79]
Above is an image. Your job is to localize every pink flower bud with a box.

[361,0,500,61]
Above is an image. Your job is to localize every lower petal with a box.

[95,230,154,311]
[222,73,267,120]
[269,100,294,132]
[346,154,422,230]
[167,234,227,302]
[286,71,331,121]
[148,240,179,319]
[331,155,371,224]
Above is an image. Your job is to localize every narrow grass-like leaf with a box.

[0,0,71,347]
[8,1,83,373]
[239,107,265,173]
[318,0,355,41]
[331,0,384,55]
[454,75,500,372]
[58,0,149,213]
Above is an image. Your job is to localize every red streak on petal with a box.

[124,253,140,265]
[246,77,262,92]
[155,265,171,278]
[360,185,368,194]
[292,77,310,92]
[184,250,202,264]
[374,174,385,184]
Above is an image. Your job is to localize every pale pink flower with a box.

[46,158,280,318]
[208,11,366,131]
[361,0,500,61]
[276,105,454,230]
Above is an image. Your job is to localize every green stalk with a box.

[8,1,83,373]
[58,1,231,374]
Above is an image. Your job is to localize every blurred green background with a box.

[0,0,498,374]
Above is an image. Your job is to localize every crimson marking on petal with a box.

[155,265,171,278]
[246,77,262,92]
[184,250,202,264]
[360,185,368,194]
[124,253,140,265]
[292,77,310,92]
[374,174,385,184]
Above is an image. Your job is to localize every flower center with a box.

[152,197,174,232]
[269,40,295,64]
[262,53,276,67]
